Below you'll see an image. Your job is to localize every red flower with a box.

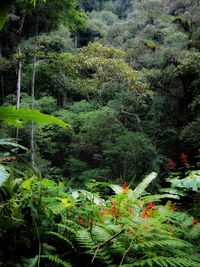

[110,200,118,217]
[122,181,128,194]
[147,202,156,209]
[192,219,198,225]
[76,218,84,225]
[168,159,176,171]
[141,210,147,219]
[141,202,156,219]
[181,153,187,164]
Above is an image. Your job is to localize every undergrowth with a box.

[0,172,199,266]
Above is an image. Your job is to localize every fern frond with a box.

[41,254,72,267]
[189,223,200,239]
[132,256,200,267]
[47,231,75,250]
[138,238,193,251]
[57,223,78,235]
[0,106,68,128]
[94,247,113,266]
[91,225,112,243]
[76,228,96,249]
[21,256,39,267]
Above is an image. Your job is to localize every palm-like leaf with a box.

[0,138,28,151]
[131,172,157,202]
[0,106,68,128]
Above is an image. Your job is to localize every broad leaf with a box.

[0,164,9,187]
[0,106,68,128]
[168,170,200,191]
[2,173,14,194]
[131,172,158,202]
[141,194,180,203]
[0,165,14,194]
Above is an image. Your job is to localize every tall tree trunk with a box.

[16,12,25,141]
[16,43,22,109]
[16,12,25,109]
[31,14,38,165]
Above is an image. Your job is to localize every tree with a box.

[103,131,159,181]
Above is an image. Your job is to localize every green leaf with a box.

[80,190,105,205]
[141,194,180,203]
[28,255,39,267]
[0,164,9,187]
[131,172,158,201]
[160,188,187,196]
[22,178,35,190]
[1,170,14,194]
[0,138,28,151]
[169,171,200,191]
[0,106,68,128]
[110,184,123,194]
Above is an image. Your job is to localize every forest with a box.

[0,0,199,266]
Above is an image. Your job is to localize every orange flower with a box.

[122,182,128,194]
[110,201,118,217]
[141,202,156,219]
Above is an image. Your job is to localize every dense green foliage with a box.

[1,0,200,180]
[0,0,200,266]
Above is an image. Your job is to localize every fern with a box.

[91,225,112,243]
[138,238,193,251]
[57,223,78,235]
[0,106,68,128]
[76,228,95,248]
[131,256,200,267]
[47,231,75,250]
[41,254,72,267]
[21,255,39,267]
[94,247,114,266]
[189,223,200,239]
